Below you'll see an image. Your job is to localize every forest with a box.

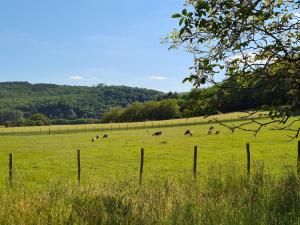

[93,73,298,123]
[0,82,162,126]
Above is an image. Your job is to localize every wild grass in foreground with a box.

[0,162,299,225]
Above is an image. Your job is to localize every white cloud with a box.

[149,75,167,80]
[69,75,83,80]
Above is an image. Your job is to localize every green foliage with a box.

[0,82,162,124]
[179,73,294,118]
[100,76,294,122]
[167,0,300,124]
[157,99,180,120]
[0,109,24,124]
[102,99,180,123]
[30,113,50,126]
[51,118,101,125]
[102,107,125,123]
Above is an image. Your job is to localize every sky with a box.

[0,0,194,92]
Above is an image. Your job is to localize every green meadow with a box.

[0,114,298,188]
[0,115,299,225]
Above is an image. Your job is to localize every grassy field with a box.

[0,113,298,188]
[0,111,265,135]
[0,114,299,224]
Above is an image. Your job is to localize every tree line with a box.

[0,70,298,127]
[102,73,296,123]
[102,99,180,123]
[0,82,162,126]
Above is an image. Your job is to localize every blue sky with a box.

[0,0,193,92]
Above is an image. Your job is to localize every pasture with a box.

[0,115,299,225]
[0,114,298,189]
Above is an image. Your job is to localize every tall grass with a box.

[0,162,299,225]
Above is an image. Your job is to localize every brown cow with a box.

[184,129,193,136]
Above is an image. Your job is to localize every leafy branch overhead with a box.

[166,0,300,138]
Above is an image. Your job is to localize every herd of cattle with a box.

[92,134,108,142]
[91,126,220,142]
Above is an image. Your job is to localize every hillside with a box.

[0,82,163,122]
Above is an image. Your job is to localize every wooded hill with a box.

[0,82,163,124]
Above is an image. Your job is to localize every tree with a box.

[101,99,181,123]
[30,113,50,126]
[102,107,124,123]
[157,99,180,120]
[143,101,160,120]
[167,0,300,139]
[0,110,24,124]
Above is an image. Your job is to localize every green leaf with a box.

[197,1,209,11]
[179,17,185,26]
[172,13,182,18]
[179,28,185,38]
[182,77,190,83]
[182,9,187,16]
[200,77,207,84]
[203,58,209,66]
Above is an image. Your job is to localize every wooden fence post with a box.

[139,148,144,184]
[77,150,81,184]
[49,128,51,135]
[9,154,13,187]
[193,146,198,179]
[297,141,300,175]
[246,143,251,176]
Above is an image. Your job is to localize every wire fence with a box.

[2,141,300,188]
[0,116,260,136]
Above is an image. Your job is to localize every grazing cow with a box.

[208,130,212,135]
[96,134,100,139]
[103,134,108,138]
[184,129,193,136]
[152,131,162,136]
[92,138,96,142]
[209,126,214,130]
[215,131,220,135]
